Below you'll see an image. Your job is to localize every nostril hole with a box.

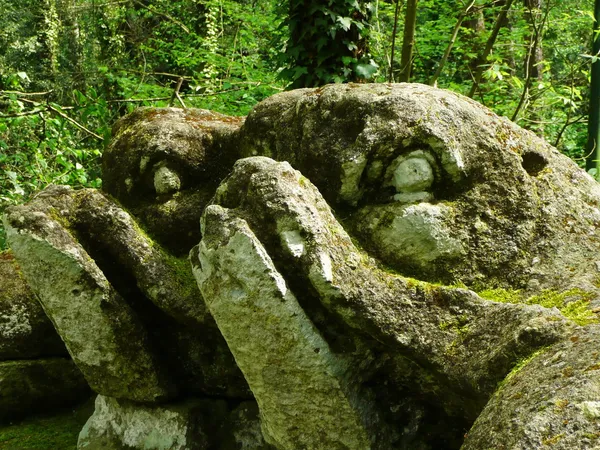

[521,152,548,176]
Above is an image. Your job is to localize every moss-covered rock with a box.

[78,395,273,450]
[5,83,600,449]
[192,157,573,448]
[463,326,600,449]
[103,107,244,255]
[0,359,89,422]
[4,186,176,403]
[4,185,248,401]
[194,204,387,449]
[240,84,600,298]
[0,250,66,360]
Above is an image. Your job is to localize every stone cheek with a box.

[355,203,465,269]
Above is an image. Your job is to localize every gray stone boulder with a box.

[191,157,579,449]
[241,83,600,297]
[4,185,248,402]
[103,107,244,255]
[3,107,255,444]
[194,202,388,449]
[78,395,273,450]
[5,83,600,449]
[189,84,600,449]
[0,250,89,422]
[463,325,600,449]
[0,250,66,359]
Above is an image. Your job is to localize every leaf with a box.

[511,76,524,89]
[316,37,329,51]
[293,66,309,80]
[345,41,358,51]
[337,16,352,31]
[355,63,378,79]
[341,56,355,66]
[74,90,86,104]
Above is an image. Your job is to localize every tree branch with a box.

[169,78,186,108]
[46,104,104,141]
[0,109,46,118]
[468,0,515,98]
[429,0,476,86]
[389,0,404,83]
[131,0,190,34]
[0,90,53,97]
[511,1,552,122]
[14,98,103,141]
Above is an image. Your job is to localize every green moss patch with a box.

[478,288,598,326]
[0,399,93,450]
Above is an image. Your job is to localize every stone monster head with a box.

[240,83,600,291]
[103,107,244,255]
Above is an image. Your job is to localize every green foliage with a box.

[280,0,378,87]
[0,76,106,249]
[368,0,594,163]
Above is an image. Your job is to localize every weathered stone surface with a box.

[240,84,600,296]
[4,186,176,402]
[103,107,244,255]
[464,326,600,449]
[192,157,573,448]
[0,250,66,360]
[194,204,386,449]
[5,83,600,449]
[78,395,272,450]
[0,358,89,422]
[4,185,248,400]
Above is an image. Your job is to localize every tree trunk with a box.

[515,0,545,135]
[463,6,485,78]
[524,0,544,82]
[429,0,476,86]
[388,0,403,82]
[586,0,600,173]
[468,0,515,98]
[398,0,418,82]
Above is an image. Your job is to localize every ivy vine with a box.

[280,0,378,88]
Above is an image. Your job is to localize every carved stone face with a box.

[241,84,600,291]
[103,85,600,290]
[103,107,244,255]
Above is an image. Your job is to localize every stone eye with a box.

[384,151,437,203]
[154,166,181,194]
[391,157,434,193]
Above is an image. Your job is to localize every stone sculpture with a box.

[4,83,600,449]
[0,250,89,421]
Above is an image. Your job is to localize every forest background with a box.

[0,0,598,250]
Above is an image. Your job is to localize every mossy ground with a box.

[0,398,94,450]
